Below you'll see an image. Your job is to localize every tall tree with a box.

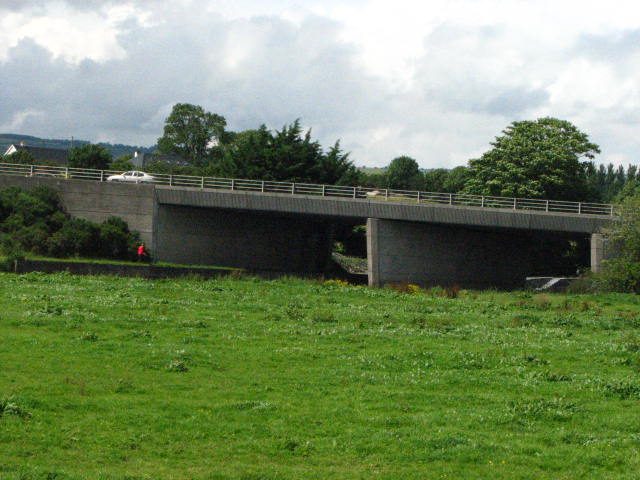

[315,141,361,186]
[423,168,450,192]
[443,166,469,193]
[219,120,342,183]
[217,126,275,179]
[67,144,111,170]
[463,117,600,201]
[269,120,322,182]
[157,103,227,167]
[386,156,423,190]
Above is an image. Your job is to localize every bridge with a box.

[0,162,615,289]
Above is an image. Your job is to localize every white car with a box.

[106,171,155,183]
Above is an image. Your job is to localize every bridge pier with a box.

[590,233,606,273]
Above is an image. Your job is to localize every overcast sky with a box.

[1,0,639,168]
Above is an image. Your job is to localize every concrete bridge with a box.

[0,171,613,289]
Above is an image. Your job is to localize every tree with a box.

[269,120,323,182]
[67,144,112,170]
[216,126,275,179]
[157,103,227,167]
[443,166,469,193]
[110,154,134,172]
[463,117,600,201]
[595,194,640,292]
[3,150,35,165]
[386,156,423,190]
[423,169,450,192]
[219,120,352,184]
[315,141,361,186]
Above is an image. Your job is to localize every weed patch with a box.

[507,397,581,424]
[0,397,32,419]
[600,379,640,399]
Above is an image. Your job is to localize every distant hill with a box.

[0,133,156,159]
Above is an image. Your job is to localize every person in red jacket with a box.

[137,243,146,262]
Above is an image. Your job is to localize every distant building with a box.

[131,151,189,169]
[3,142,69,166]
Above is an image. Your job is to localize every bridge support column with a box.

[367,218,535,289]
[590,233,606,273]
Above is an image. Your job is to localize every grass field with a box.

[1,272,639,479]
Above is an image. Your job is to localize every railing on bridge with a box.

[0,161,616,216]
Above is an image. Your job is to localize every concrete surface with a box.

[1,175,616,288]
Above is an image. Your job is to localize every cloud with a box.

[1,0,640,169]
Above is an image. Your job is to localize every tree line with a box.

[4,107,638,205]
[2,105,639,291]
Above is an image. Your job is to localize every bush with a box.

[596,258,640,294]
[47,218,101,258]
[98,217,140,260]
[594,195,640,293]
[1,186,140,261]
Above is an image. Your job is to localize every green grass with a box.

[1,272,639,479]
[22,255,241,271]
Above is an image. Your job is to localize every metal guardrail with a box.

[0,162,616,216]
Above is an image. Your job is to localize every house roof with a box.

[5,144,69,166]
[132,152,189,167]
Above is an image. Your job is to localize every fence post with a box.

[513,198,517,210]
[65,167,69,179]
[449,193,453,205]
[417,191,421,202]
[353,187,357,198]
[578,202,582,214]
[322,184,326,196]
[385,189,389,200]
[291,183,295,194]
[261,181,265,193]
[169,175,173,186]
[231,179,235,190]
[546,200,549,212]
[30,165,34,176]
[100,170,104,182]
[481,196,485,208]
[201,176,204,189]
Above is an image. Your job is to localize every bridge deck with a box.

[155,185,612,234]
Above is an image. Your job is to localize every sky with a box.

[1,0,639,169]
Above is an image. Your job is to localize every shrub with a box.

[596,258,640,294]
[47,218,101,257]
[98,217,140,260]
[594,194,640,293]
[387,282,422,294]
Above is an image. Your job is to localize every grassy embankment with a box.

[1,272,639,479]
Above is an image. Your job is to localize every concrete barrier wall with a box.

[155,204,333,273]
